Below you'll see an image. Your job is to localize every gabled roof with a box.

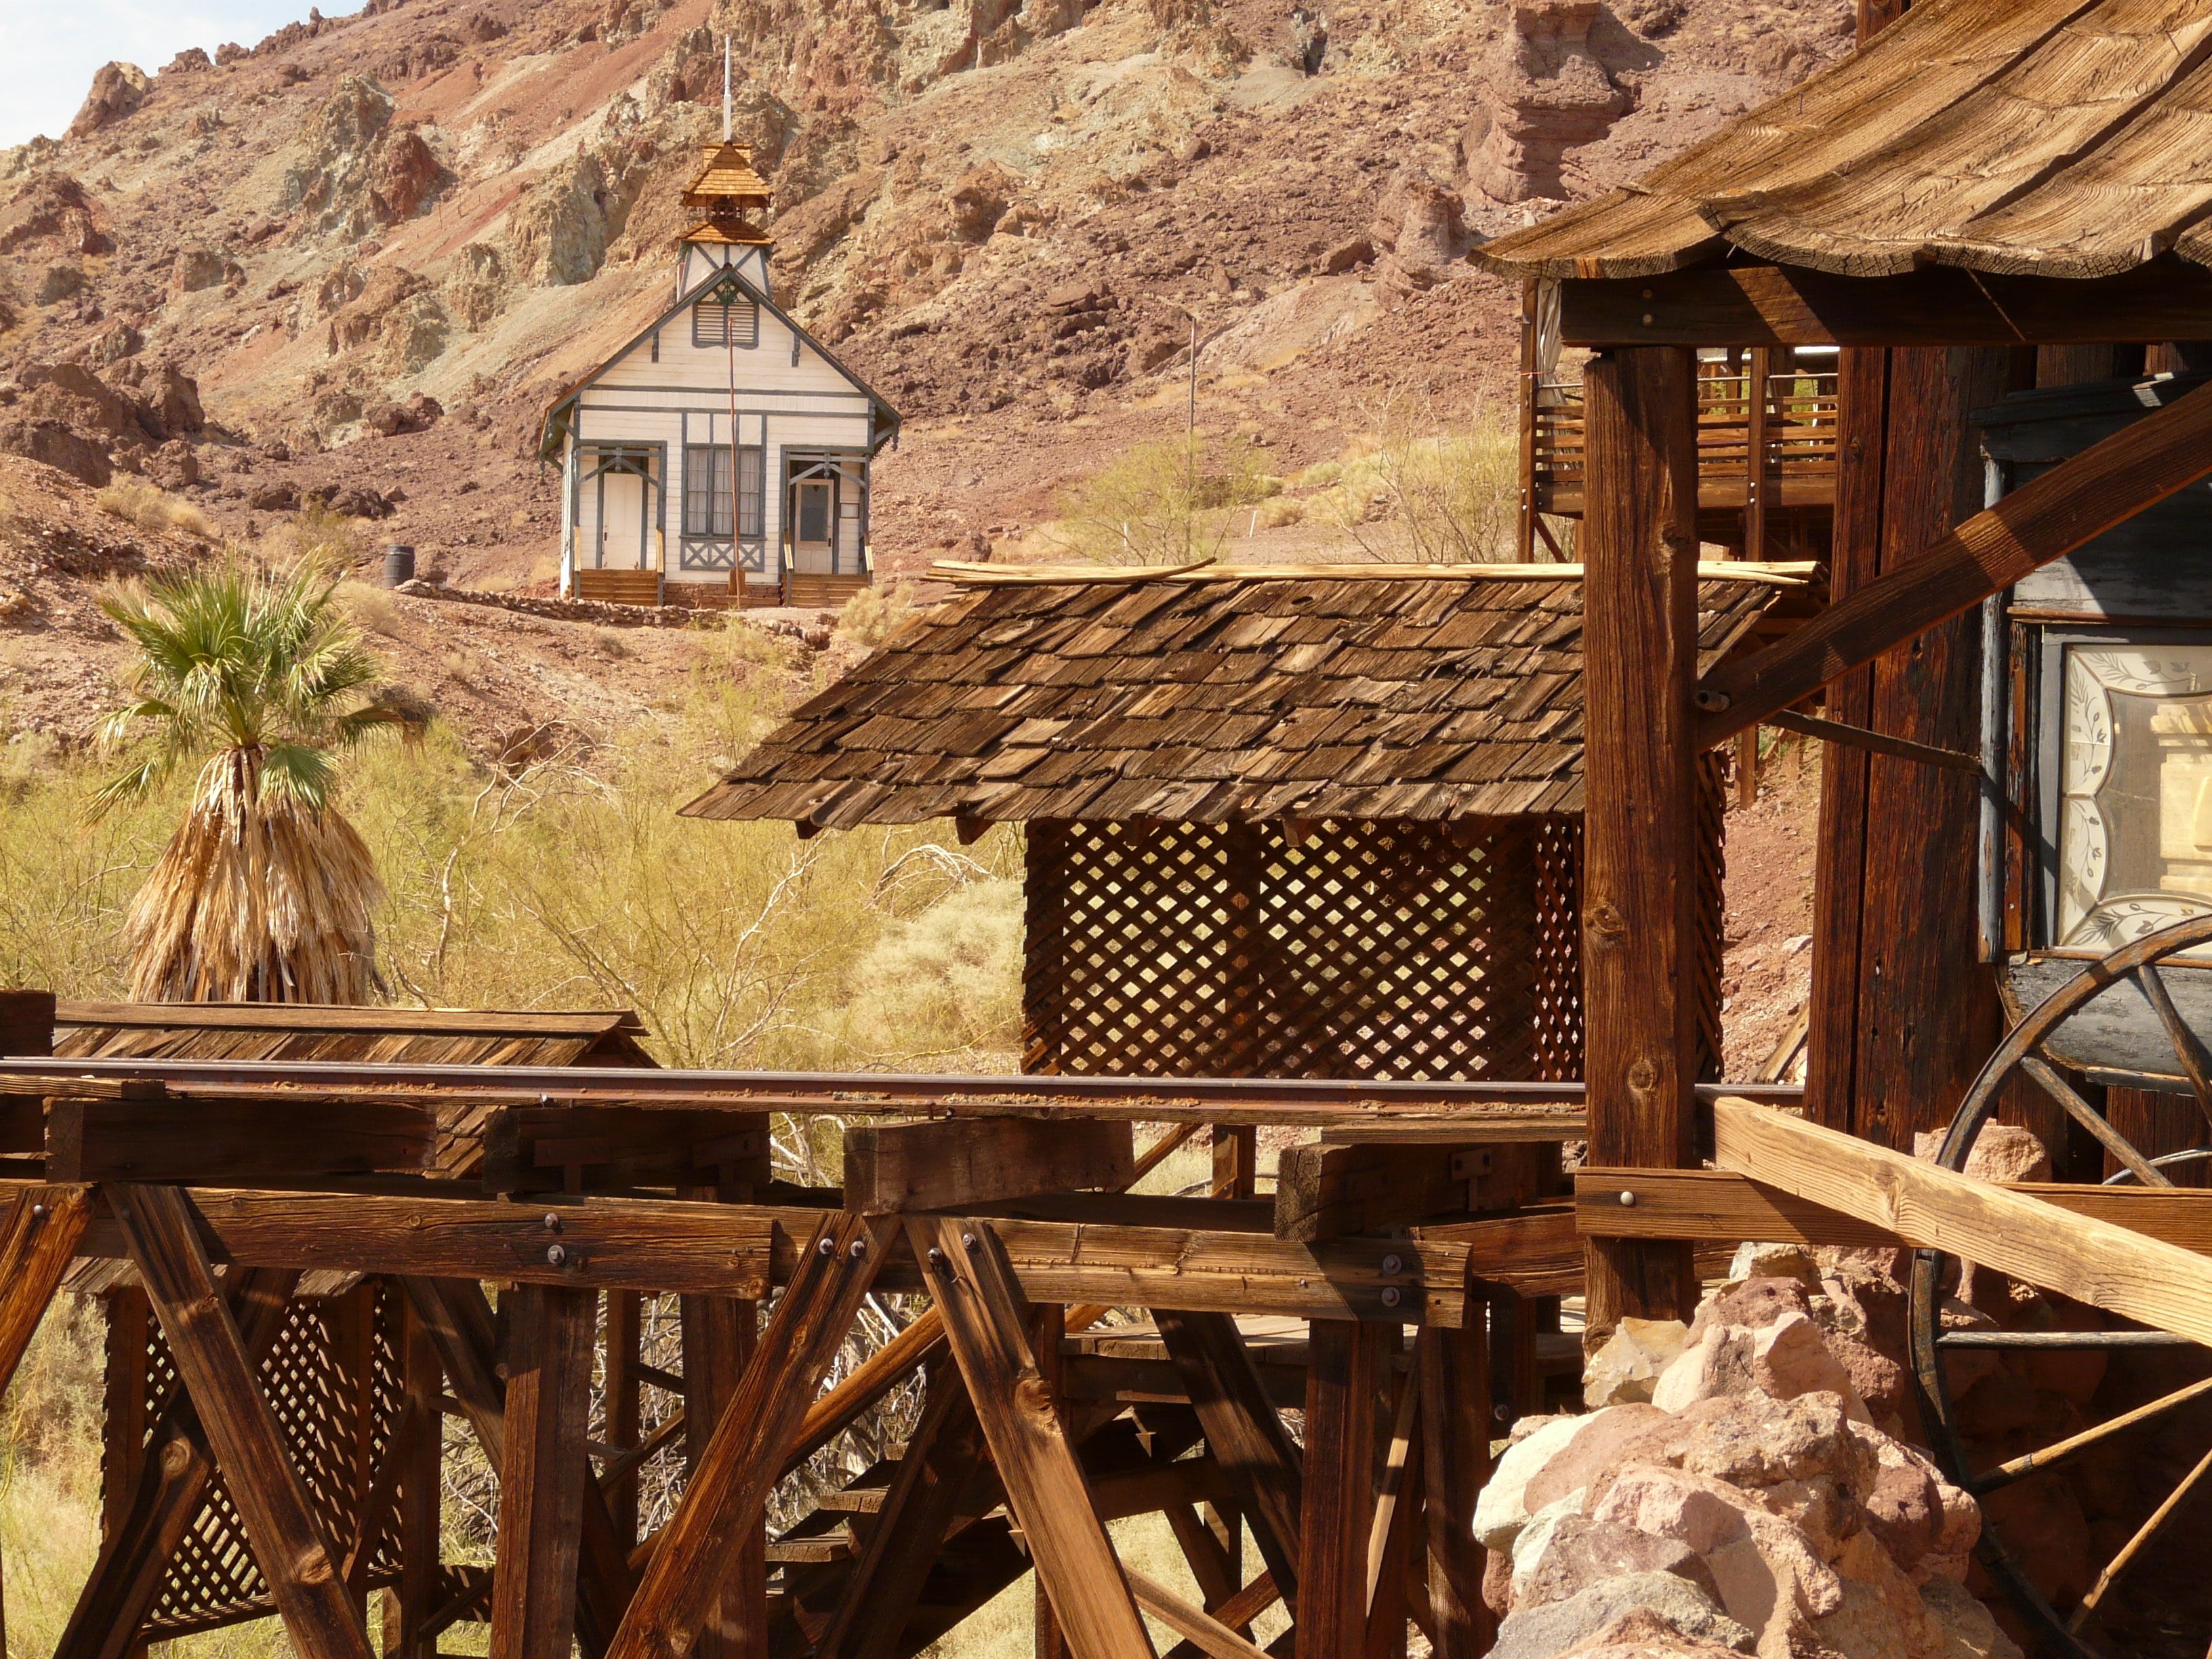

[682,140,772,209]
[1478,0,2212,282]
[537,261,901,461]
[680,564,1805,830]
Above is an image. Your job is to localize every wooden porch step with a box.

[574,569,665,606]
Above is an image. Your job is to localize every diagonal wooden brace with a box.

[607,1213,894,1659]
[110,1184,377,1659]
[917,1216,1157,1659]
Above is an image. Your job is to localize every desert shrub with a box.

[842,878,1023,1063]
[1045,433,1280,565]
[277,500,367,567]
[337,577,405,637]
[94,478,211,539]
[835,578,923,648]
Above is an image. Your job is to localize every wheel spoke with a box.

[1972,1374,2212,1494]
[2066,1439,2212,1633]
[2130,962,2212,1130]
[2022,1056,2174,1188]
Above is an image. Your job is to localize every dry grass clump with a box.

[95,478,213,539]
[1295,397,1521,562]
[337,579,405,638]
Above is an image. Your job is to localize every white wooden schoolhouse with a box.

[538,136,899,607]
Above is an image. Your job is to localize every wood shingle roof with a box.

[682,567,1797,829]
[1477,0,2212,282]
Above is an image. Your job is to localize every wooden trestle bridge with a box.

[0,1002,1803,1659]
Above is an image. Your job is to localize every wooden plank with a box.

[1711,1097,2212,1345]
[680,1244,760,1659]
[1555,259,2212,348]
[604,1292,642,1547]
[491,1286,598,1659]
[108,1185,377,1659]
[56,1269,299,1659]
[44,1097,434,1183]
[913,1215,1158,1659]
[1273,1144,1544,1242]
[813,1360,992,1659]
[1695,374,2212,745]
[1150,1311,1303,1606]
[608,1214,891,1659]
[1580,343,1703,1338]
[1580,1164,2212,1254]
[1416,1328,1493,1659]
[482,1105,768,1197]
[1765,709,1981,774]
[844,1118,1135,1213]
[1298,1322,1384,1659]
[1362,1360,1420,1659]
[50,1001,639,1038]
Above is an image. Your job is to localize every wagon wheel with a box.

[1909,914,2212,1659]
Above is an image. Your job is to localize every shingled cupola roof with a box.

[680,139,773,247]
[681,562,1809,832]
[1475,0,2212,282]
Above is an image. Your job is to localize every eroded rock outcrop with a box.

[66,63,152,140]
[1465,1,1632,203]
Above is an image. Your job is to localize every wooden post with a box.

[605,1292,643,1547]
[386,1290,442,1659]
[491,1285,598,1659]
[1033,1303,1071,1659]
[1416,1326,1494,1659]
[1297,1321,1382,1659]
[914,1216,1156,1659]
[1578,344,1703,1341]
[682,1287,760,1654]
[110,1185,376,1659]
[1519,280,1540,563]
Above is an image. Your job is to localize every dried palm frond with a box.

[95,554,405,1004]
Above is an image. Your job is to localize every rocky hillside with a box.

[0,0,1852,585]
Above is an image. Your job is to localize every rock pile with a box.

[1473,1247,2021,1659]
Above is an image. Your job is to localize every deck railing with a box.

[1530,366,1842,513]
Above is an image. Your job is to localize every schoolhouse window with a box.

[693,296,760,349]
[684,445,764,539]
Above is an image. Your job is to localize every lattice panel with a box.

[1025,811,1725,1086]
[1027,818,1564,1081]
[114,1280,406,1639]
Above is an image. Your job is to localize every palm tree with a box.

[95,556,403,1004]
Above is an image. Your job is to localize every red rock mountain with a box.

[0,0,1851,588]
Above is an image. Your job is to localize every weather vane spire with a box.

[722,35,733,142]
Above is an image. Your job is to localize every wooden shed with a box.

[686,562,1808,1084]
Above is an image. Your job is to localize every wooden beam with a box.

[109,1185,377,1659]
[55,1268,300,1659]
[1557,258,2212,349]
[608,1213,891,1659]
[389,1290,443,1659]
[52,1186,1476,1324]
[1416,1328,1494,1659]
[491,1285,598,1659]
[1273,1145,1544,1242]
[680,1203,760,1659]
[1298,1322,1384,1659]
[1362,1361,1420,1659]
[1151,1310,1303,1607]
[913,1214,1157,1659]
[1580,343,1704,1339]
[814,1359,992,1659]
[1410,1206,1582,1299]
[1695,375,2212,745]
[482,1105,768,1197]
[1711,1097,2212,1345]
[844,1118,1135,1214]
[45,1097,432,1183]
